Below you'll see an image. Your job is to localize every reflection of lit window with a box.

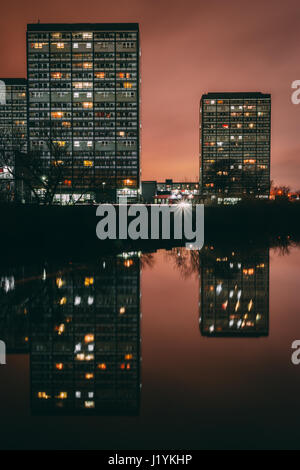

[82,102,93,109]
[85,401,95,408]
[84,277,94,286]
[51,111,64,119]
[38,392,50,399]
[31,42,46,49]
[85,334,94,343]
[55,323,65,335]
[51,72,62,79]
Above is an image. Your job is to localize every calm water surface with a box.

[0,245,300,449]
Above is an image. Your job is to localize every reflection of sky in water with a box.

[0,245,300,449]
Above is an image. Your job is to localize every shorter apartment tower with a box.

[0,78,27,201]
[200,92,271,203]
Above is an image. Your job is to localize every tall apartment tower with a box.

[27,23,140,203]
[0,78,27,201]
[200,92,271,203]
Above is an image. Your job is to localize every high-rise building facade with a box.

[200,92,271,203]
[27,23,140,203]
[0,78,27,201]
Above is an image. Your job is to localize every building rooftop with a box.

[202,92,271,99]
[0,78,27,85]
[27,23,139,32]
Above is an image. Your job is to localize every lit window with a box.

[123,82,132,89]
[119,306,126,315]
[55,363,63,370]
[38,392,50,399]
[51,111,64,119]
[84,160,93,167]
[82,102,93,109]
[98,363,107,370]
[31,42,46,49]
[73,43,79,48]
[84,277,94,286]
[56,392,67,399]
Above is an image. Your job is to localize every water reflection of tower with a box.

[199,246,269,337]
[30,253,141,415]
[0,267,30,353]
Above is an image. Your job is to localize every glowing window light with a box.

[59,297,67,305]
[82,102,93,109]
[56,277,64,288]
[56,392,67,399]
[98,363,107,370]
[85,373,94,380]
[55,323,65,335]
[51,111,64,119]
[84,160,93,167]
[84,277,94,286]
[55,363,63,370]
[119,306,126,315]
[74,296,81,306]
[125,354,133,360]
[85,401,95,408]
[124,259,133,268]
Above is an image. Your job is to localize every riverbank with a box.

[0,200,299,263]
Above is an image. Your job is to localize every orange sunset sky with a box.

[1,0,300,188]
